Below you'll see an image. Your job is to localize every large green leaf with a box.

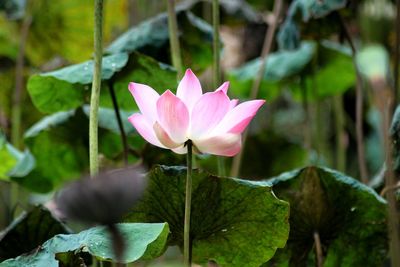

[0,223,169,266]
[27,53,128,114]
[126,165,290,267]
[0,206,68,262]
[19,109,88,192]
[230,41,316,82]
[289,40,355,100]
[82,105,135,135]
[277,0,347,50]
[106,10,213,72]
[265,166,388,267]
[189,0,261,24]
[103,52,177,111]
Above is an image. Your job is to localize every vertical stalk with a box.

[108,81,129,166]
[394,0,400,102]
[184,140,193,266]
[377,89,400,267]
[301,77,312,154]
[313,231,323,267]
[166,0,183,78]
[12,15,32,148]
[212,0,226,176]
[333,95,346,172]
[338,13,369,183]
[89,0,104,176]
[230,0,283,177]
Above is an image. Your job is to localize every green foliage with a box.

[290,41,355,100]
[27,53,128,114]
[107,9,213,73]
[228,41,315,100]
[0,206,68,262]
[277,0,347,50]
[231,41,316,82]
[126,165,290,267]
[0,0,25,20]
[0,223,170,266]
[106,52,177,110]
[25,0,127,65]
[266,166,388,267]
[19,109,88,192]
[0,133,35,181]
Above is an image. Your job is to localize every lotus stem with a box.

[337,13,369,183]
[184,140,193,266]
[89,0,104,176]
[166,0,183,79]
[212,0,226,176]
[108,81,129,166]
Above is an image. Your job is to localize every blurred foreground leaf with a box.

[126,165,289,267]
[0,223,169,266]
[0,206,68,262]
[266,166,388,267]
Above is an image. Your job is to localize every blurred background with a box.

[0,0,399,265]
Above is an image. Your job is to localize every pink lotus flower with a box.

[128,69,265,157]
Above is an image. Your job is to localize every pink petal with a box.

[190,90,230,139]
[153,122,181,149]
[194,134,241,157]
[129,82,159,122]
[216,82,230,94]
[157,90,189,143]
[128,113,165,148]
[230,99,239,109]
[176,69,203,111]
[213,99,265,135]
[172,145,187,154]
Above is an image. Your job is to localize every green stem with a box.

[378,89,400,267]
[394,0,400,102]
[333,95,346,172]
[108,81,129,166]
[212,0,226,176]
[184,140,193,266]
[338,13,369,183]
[230,0,282,177]
[12,14,32,148]
[89,0,104,176]
[166,0,183,78]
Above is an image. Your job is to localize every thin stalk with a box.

[108,81,129,166]
[230,0,283,177]
[301,78,312,153]
[184,140,193,266]
[377,89,400,267]
[212,0,226,176]
[89,0,104,176]
[333,95,346,172]
[395,0,400,102]
[338,13,369,183]
[12,15,32,148]
[10,12,32,222]
[166,0,183,78]
[313,231,323,267]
